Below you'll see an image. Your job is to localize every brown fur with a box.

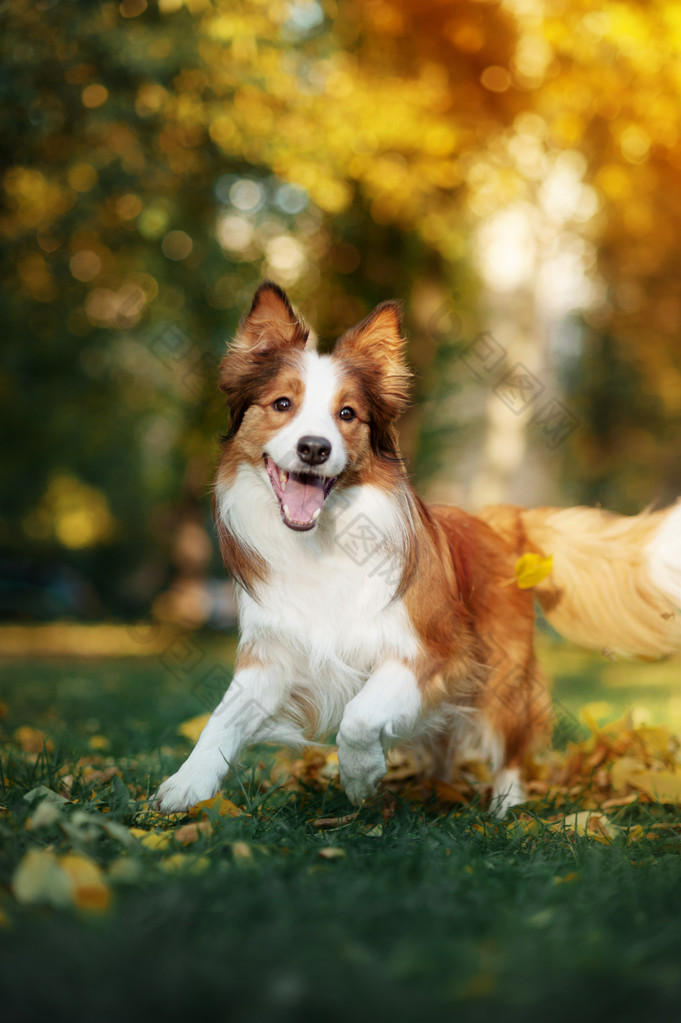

[401,501,549,774]
[215,282,678,792]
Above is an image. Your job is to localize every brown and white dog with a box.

[155,282,681,815]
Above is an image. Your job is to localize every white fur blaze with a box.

[265,351,347,478]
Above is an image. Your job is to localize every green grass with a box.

[1,636,681,1023]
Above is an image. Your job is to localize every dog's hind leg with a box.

[483,650,552,817]
[424,649,552,817]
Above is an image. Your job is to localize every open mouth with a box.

[265,456,337,531]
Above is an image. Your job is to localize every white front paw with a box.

[490,767,526,819]
[154,763,221,813]
[338,742,386,806]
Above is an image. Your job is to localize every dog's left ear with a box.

[232,280,309,353]
[334,301,411,419]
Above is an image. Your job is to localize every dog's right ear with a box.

[230,281,309,354]
[219,282,308,434]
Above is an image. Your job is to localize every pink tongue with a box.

[285,475,325,523]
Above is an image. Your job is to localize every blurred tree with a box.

[2,0,680,614]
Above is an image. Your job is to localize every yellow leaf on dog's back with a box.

[514,553,553,589]
[178,713,210,742]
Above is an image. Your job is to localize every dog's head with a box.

[218,281,411,532]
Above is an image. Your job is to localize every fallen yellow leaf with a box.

[12,849,72,909]
[553,872,580,885]
[178,713,210,742]
[579,702,614,734]
[600,793,639,811]
[610,756,648,793]
[506,816,542,839]
[553,811,619,842]
[625,825,646,843]
[634,725,676,759]
[12,849,110,912]
[88,735,109,750]
[318,847,346,860]
[59,854,111,912]
[160,854,210,875]
[230,841,253,861]
[174,819,213,845]
[25,799,62,831]
[629,770,681,804]
[135,805,185,826]
[514,553,553,589]
[14,726,54,754]
[190,794,244,818]
[129,828,174,850]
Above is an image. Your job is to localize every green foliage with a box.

[3,0,680,612]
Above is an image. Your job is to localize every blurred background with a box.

[2,0,681,628]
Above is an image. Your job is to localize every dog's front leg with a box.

[337,660,422,805]
[155,663,287,813]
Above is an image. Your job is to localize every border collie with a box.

[155,282,681,815]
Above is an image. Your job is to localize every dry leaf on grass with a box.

[12,849,110,912]
[626,770,681,805]
[177,713,210,742]
[59,854,111,911]
[189,794,245,818]
[12,849,72,909]
[318,847,346,860]
[174,819,213,845]
[230,841,253,862]
[313,813,359,829]
[88,735,109,751]
[25,799,62,831]
[550,811,620,842]
[129,828,174,850]
[160,854,210,874]
[14,726,54,754]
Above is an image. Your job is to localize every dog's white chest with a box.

[219,473,420,732]
[238,558,417,736]
[239,544,416,674]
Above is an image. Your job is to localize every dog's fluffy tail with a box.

[480,501,681,659]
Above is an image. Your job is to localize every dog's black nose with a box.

[297,435,331,465]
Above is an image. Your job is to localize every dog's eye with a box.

[273,397,292,412]
[339,407,355,422]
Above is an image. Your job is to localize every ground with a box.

[1,629,680,1023]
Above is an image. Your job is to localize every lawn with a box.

[1,629,681,1023]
